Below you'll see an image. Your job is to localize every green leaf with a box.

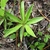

[44,35,50,43]
[0,18,4,25]
[30,45,35,50]
[1,0,8,9]
[24,25,36,37]
[20,27,24,42]
[48,35,50,39]
[0,0,8,16]
[7,22,13,26]
[20,1,24,21]
[44,37,48,43]
[25,4,33,23]
[38,38,41,41]
[38,31,43,36]
[27,17,44,25]
[34,42,39,46]
[6,11,22,23]
[3,24,22,37]
[37,43,45,50]
[9,33,16,39]
[24,32,28,37]
[0,9,4,16]
[4,19,7,30]
[24,32,30,37]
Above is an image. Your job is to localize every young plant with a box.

[29,31,50,50]
[3,1,44,42]
[30,42,45,50]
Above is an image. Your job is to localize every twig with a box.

[38,9,50,22]
[16,31,19,50]
[43,44,50,50]
[28,40,34,49]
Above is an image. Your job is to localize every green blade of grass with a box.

[1,0,8,9]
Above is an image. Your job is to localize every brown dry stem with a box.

[43,44,50,50]
[38,9,50,22]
